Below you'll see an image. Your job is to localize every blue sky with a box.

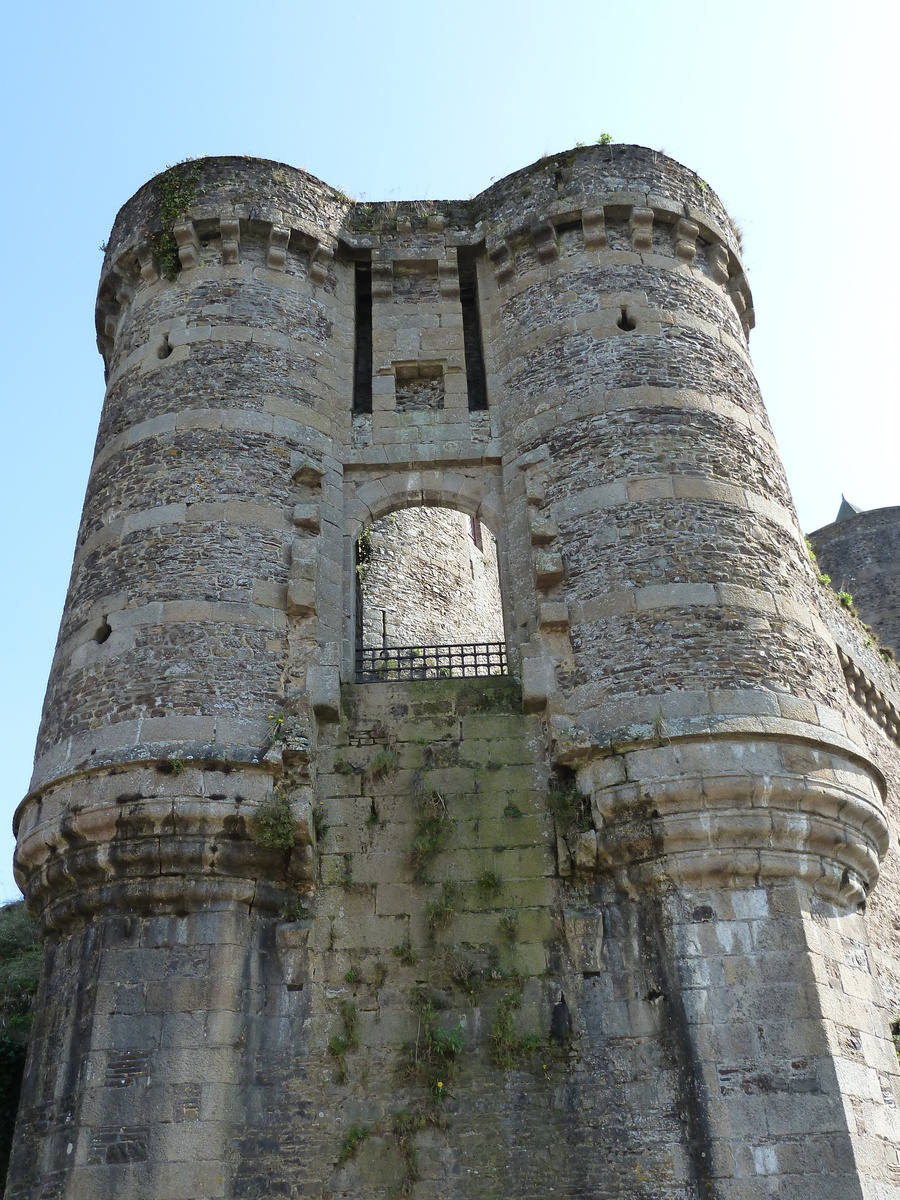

[1,0,896,899]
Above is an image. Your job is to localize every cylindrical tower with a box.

[478,148,898,1194]
[11,159,351,1197]
[479,148,884,899]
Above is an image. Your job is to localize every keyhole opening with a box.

[617,307,636,332]
[157,333,172,359]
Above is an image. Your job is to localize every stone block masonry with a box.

[810,504,900,657]
[8,145,900,1198]
[358,506,503,650]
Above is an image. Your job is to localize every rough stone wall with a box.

[810,506,900,655]
[10,146,900,1200]
[359,508,503,648]
[809,578,900,1031]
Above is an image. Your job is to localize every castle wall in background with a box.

[359,508,503,649]
[810,504,900,656]
[7,145,900,1200]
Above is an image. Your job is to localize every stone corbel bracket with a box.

[267,223,291,270]
[308,241,334,285]
[480,196,754,336]
[174,220,201,270]
[674,217,699,263]
[573,739,888,909]
[371,259,394,299]
[438,255,460,299]
[531,218,560,263]
[839,648,900,744]
[487,235,515,284]
[14,767,317,933]
[582,208,607,250]
[95,212,340,373]
[629,207,654,252]
[220,217,241,264]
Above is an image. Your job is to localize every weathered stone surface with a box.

[10,146,900,1200]
[810,504,900,655]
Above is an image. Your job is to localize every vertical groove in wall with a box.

[458,249,488,411]
[353,259,373,414]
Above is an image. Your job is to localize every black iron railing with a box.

[355,642,508,683]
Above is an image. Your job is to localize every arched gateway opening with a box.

[354,506,507,681]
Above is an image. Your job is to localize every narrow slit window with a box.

[617,306,636,331]
[457,249,488,411]
[353,260,373,413]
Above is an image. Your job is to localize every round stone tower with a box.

[479,149,885,903]
[11,159,352,1197]
[10,148,900,1200]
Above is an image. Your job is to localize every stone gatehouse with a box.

[8,145,900,1199]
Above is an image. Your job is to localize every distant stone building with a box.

[810,497,900,656]
[8,146,900,1199]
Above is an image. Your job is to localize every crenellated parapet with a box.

[96,212,341,370]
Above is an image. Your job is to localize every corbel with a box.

[110,268,135,307]
[674,217,699,264]
[136,239,159,284]
[629,207,654,252]
[267,224,290,271]
[728,273,752,318]
[287,540,317,617]
[708,243,730,285]
[292,503,321,533]
[539,601,570,632]
[487,237,515,284]
[308,241,334,285]
[438,257,460,300]
[220,218,241,265]
[529,514,559,545]
[371,260,393,299]
[291,455,325,487]
[534,552,564,590]
[582,208,607,250]
[97,299,119,341]
[173,220,201,271]
[532,218,559,264]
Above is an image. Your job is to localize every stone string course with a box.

[9,145,900,1200]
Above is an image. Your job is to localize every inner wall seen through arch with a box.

[358,507,503,649]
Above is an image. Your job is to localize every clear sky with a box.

[1,0,897,900]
